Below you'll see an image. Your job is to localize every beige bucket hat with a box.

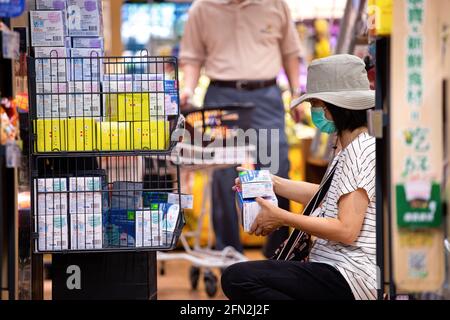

[291,54,375,110]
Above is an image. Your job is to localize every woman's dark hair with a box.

[325,102,373,135]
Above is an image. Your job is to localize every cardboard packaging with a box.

[72,37,103,49]
[67,81,101,117]
[104,209,136,247]
[67,0,103,37]
[130,120,169,151]
[235,191,278,232]
[239,170,274,199]
[135,205,163,247]
[35,0,67,11]
[34,47,70,83]
[70,213,103,249]
[36,82,68,119]
[96,121,131,151]
[30,10,67,47]
[142,192,193,209]
[135,203,180,247]
[37,214,69,251]
[35,178,68,216]
[66,117,97,151]
[35,119,67,152]
[70,48,103,81]
[69,176,102,214]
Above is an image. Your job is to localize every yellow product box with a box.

[131,120,170,150]
[35,119,66,152]
[96,121,131,151]
[106,93,166,121]
[67,118,97,151]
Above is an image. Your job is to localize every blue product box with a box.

[235,191,278,232]
[104,209,136,247]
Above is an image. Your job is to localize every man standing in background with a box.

[180,0,303,257]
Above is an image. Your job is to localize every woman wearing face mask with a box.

[221,54,376,300]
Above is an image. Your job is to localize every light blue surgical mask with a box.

[311,107,336,134]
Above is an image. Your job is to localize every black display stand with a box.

[51,252,157,300]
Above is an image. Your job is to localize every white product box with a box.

[103,74,133,82]
[67,0,103,37]
[235,192,278,232]
[69,192,102,214]
[70,48,103,81]
[69,176,102,191]
[70,213,103,249]
[35,0,67,11]
[72,37,103,49]
[167,193,193,210]
[36,177,67,192]
[239,170,274,199]
[34,47,70,83]
[37,193,68,215]
[135,209,163,247]
[30,10,67,47]
[68,81,101,117]
[35,178,68,216]
[37,214,69,251]
[36,82,68,118]
[161,203,180,233]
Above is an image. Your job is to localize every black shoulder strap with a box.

[275,160,338,260]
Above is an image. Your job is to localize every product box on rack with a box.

[135,204,163,247]
[30,10,67,47]
[37,214,69,251]
[35,178,68,216]
[235,191,278,232]
[96,121,131,151]
[136,203,180,247]
[130,120,169,151]
[239,170,274,199]
[67,81,101,117]
[72,37,103,49]
[35,0,67,11]
[67,0,103,37]
[36,82,68,119]
[66,117,97,151]
[70,213,103,249]
[69,176,108,214]
[34,47,70,83]
[142,192,193,209]
[35,119,67,152]
[70,48,103,81]
[104,209,135,247]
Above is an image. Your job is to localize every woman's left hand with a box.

[249,198,286,237]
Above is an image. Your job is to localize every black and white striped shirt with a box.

[309,132,377,300]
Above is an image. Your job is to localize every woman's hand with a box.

[249,198,287,237]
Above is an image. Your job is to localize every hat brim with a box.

[291,90,375,110]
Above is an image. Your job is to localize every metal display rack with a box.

[27,52,185,255]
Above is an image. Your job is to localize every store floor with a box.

[43,249,263,300]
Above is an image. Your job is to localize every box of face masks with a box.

[34,47,70,83]
[239,170,274,199]
[70,48,103,81]
[135,202,181,247]
[235,191,278,232]
[35,178,68,216]
[104,209,136,247]
[72,37,104,49]
[37,214,69,251]
[70,213,103,249]
[69,176,104,214]
[36,82,68,119]
[36,0,67,11]
[30,10,67,47]
[68,81,101,117]
[67,0,103,37]
[142,192,193,210]
[34,118,67,152]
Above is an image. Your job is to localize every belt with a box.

[209,79,277,90]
